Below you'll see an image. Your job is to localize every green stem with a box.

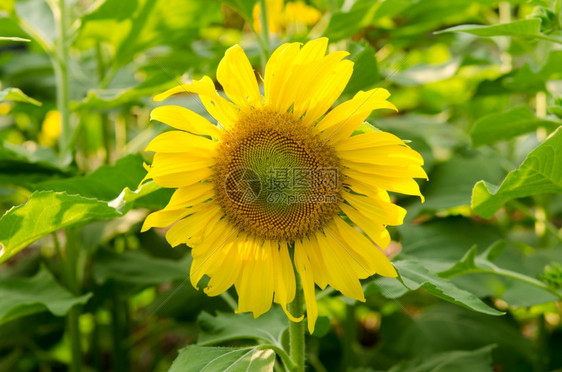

[534,314,548,372]
[220,291,237,310]
[341,303,357,370]
[67,306,81,372]
[259,0,270,68]
[53,0,71,160]
[288,274,305,372]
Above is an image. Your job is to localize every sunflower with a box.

[141,38,426,332]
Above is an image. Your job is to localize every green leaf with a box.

[324,0,413,42]
[197,308,288,346]
[410,155,504,216]
[0,87,41,106]
[386,345,495,372]
[437,19,542,38]
[0,141,67,171]
[222,0,258,24]
[440,244,561,302]
[388,58,461,86]
[343,41,380,95]
[472,128,562,218]
[0,267,91,324]
[471,106,560,146]
[0,191,120,263]
[93,249,188,292]
[36,154,146,201]
[168,345,274,372]
[394,260,504,316]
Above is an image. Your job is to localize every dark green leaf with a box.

[197,308,288,346]
[0,87,41,106]
[36,154,145,201]
[394,260,504,315]
[222,0,258,24]
[386,345,495,372]
[0,267,91,324]
[168,345,274,372]
[343,41,380,95]
[93,249,188,289]
[471,106,560,146]
[472,128,562,218]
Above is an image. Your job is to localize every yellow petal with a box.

[345,167,424,201]
[338,144,424,166]
[217,45,262,109]
[331,218,397,277]
[294,239,318,334]
[145,131,216,153]
[343,191,406,226]
[154,77,239,129]
[146,152,214,188]
[291,51,350,118]
[315,232,366,301]
[317,88,397,143]
[335,131,408,151]
[339,202,391,249]
[302,59,354,125]
[264,42,301,108]
[165,204,222,247]
[150,105,222,139]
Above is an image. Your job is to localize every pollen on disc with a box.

[213,109,343,241]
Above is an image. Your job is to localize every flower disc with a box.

[213,109,342,241]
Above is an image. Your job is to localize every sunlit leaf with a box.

[0,267,91,324]
[36,154,145,201]
[472,128,562,218]
[0,191,120,263]
[437,19,542,38]
[0,88,41,106]
[394,260,504,316]
[168,345,275,372]
[471,106,560,146]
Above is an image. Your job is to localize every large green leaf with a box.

[197,308,288,346]
[78,0,221,67]
[36,154,146,201]
[168,345,274,372]
[394,260,504,316]
[222,0,258,24]
[324,0,413,41]
[386,345,495,372]
[0,191,120,263]
[440,243,562,303]
[0,141,67,171]
[93,249,188,293]
[471,106,560,146]
[388,58,461,86]
[376,304,534,370]
[0,87,41,106]
[409,155,504,217]
[0,267,91,324]
[343,41,380,95]
[437,18,543,38]
[472,128,562,218]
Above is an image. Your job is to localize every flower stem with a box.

[288,274,305,372]
[67,306,82,372]
[258,0,270,69]
[53,0,71,160]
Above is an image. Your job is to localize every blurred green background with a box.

[0,0,561,371]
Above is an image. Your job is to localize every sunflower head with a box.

[142,38,426,332]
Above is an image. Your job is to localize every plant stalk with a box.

[53,0,71,160]
[288,275,305,372]
[258,0,270,69]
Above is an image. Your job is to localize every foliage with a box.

[0,0,561,371]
